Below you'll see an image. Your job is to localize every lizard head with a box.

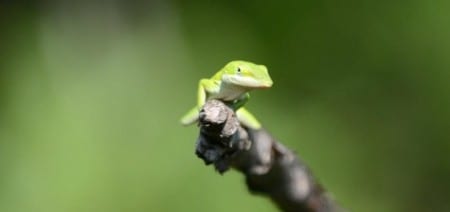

[221,60,273,89]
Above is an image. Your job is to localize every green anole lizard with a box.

[180,60,273,129]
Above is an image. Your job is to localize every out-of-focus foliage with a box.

[0,1,449,212]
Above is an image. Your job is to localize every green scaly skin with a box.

[180,60,273,129]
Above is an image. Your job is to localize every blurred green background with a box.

[1,1,449,212]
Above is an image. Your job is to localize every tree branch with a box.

[195,99,343,212]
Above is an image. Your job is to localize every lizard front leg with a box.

[231,93,250,110]
[181,79,217,125]
[236,107,262,129]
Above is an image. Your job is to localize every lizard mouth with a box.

[225,75,273,88]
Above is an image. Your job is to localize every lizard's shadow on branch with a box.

[194,99,343,212]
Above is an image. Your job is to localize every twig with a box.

[195,99,343,212]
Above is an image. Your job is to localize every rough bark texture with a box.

[195,99,343,212]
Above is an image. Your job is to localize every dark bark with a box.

[195,99,343,212]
